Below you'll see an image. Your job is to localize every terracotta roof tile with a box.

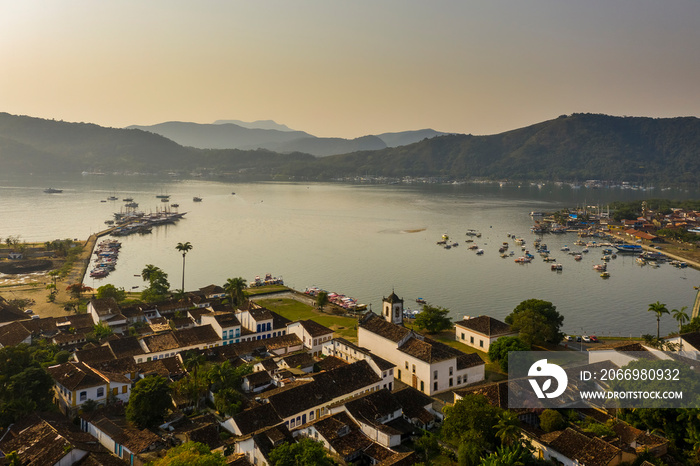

[359,313,410,343]
[455,315,515,336]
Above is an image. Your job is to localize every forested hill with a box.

[0,113,314,174]
[283,114,700,184]
[1,112,699,184]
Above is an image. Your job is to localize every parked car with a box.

[565,335,573,341]
[24,309,33,314]
[576,336,582,342]
[582,335,591,343]
[31,315,40,320]
[589,335,598,342]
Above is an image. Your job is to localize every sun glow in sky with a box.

[1,0,699,138]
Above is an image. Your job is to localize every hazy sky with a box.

[2,0,699,138]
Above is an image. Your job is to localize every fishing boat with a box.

[416,298,427,304]
[193,196,203,202]
[593,264,607,271]
[614,244,643,254]
[44,188,63,193]
[551,264,563,271]
[600,271,611,278]
[476,249,484,255]
[122,197,133,202]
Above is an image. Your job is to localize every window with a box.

[412,364,416,374]
[457,375,462,384]
[405,361,409,370]
[112,387,118,396]
[420,381,424,392]
[449,366,453,376]
[398,369,401,379]
[79,391,87,402]
[433,370,438,380]
[449,378,453,387]
[461,332,465,340]
[122,385,127,393]
[479,340,484,348]
[433,381,438,391]
[470,336,474,344]
[97,387,104,398]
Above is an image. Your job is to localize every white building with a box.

[454,315,518,352]
[358,311,485,396]
[322,337,396,391]
[47,361,131,416]
[286,319,334,357]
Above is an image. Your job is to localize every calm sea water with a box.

[1,173,698,338]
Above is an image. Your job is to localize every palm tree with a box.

[648,301,670,340]
[141,264,161,283]
[672,306,690,351]
[494,410,521,446]
[184,351,206,408]
[224,277,248,306]
[175,242,193,293]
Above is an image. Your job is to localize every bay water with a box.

[1,173,698,338]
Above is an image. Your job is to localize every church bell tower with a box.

[382,290,404,326]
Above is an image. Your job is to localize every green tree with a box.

[457,430,485,466]
[672,306,689,351]
[648,301,669,340]
[505,299,564,345]
[92,321,114,340]
[414,305,452,334]
[152,441,225,466]
[268,438,335,466]
[414,431,440,463]
[442,394,501,448]
[223,277,247,307]
[141,264,161,282]
[487,336,530,372]
[175,241,193,293]
[539,409,566,433]
[126,375,172,428]
[494,410,521,446]
[66,283,93,299]
[479,443,537,466]
[0,345,55,426]
[96,283,126,302]
[141,265,170,302]
[316,290,329,311]
[214,388,244,416]
[184,351,206,408]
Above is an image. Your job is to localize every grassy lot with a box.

[256,297,360,342]
[246,285,289,296]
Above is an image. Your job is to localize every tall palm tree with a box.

[648,301,670,340]
[175,242,193,293]
[494,410,521,446]
[224,277,248,306]
[672,306,690,351]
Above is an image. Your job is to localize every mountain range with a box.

[127,121,448,156]
[1,112,699,184]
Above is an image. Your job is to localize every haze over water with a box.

[1,173,698,339]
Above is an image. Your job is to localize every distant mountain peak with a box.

[212,119,296,132]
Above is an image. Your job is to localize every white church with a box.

[357,291,485,396]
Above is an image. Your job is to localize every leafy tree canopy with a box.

[442,394,502,448]
[505,299,564,345]
[152,441,225,466]
[96,283,126,302]
[539,409,566,433]
[487,336,530,372]
[126,375,172,428]
[268,438,335,466]
[414,305,452,334]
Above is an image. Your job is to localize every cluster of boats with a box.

[109,210,186,237]
[303,286,366,311]
[436,232,484,253]
[251,274,285,287]
[89,240,121,278]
